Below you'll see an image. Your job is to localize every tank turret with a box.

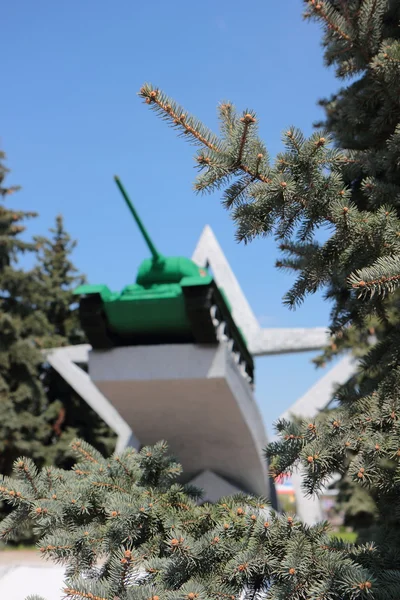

[115,176,207,285]
[74,177,254,384]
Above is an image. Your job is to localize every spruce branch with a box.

[349,255,400,298]
[237,115,254,166]
[307,0,352,42]
[139,84,221,152]
[1,439,380,600]
[138,85,272,186]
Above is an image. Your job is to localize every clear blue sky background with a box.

[2,1,340,435]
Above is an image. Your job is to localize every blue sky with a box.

[2,1,340,434]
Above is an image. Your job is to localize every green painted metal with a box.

[73,177,254,382]
[114,175,161,262]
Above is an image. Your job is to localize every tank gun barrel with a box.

[114,175,161,261]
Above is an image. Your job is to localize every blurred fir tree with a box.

[0,149,56,476]
[0,152,115,544]
[32,215,86,349]
[32,216,116,469]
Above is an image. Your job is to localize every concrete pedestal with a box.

[89,342,273,502]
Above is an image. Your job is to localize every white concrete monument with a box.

[46,225,354,513]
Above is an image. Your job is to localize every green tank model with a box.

[73,176,254,383]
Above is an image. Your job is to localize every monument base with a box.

[89,342,273,502]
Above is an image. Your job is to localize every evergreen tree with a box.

[0,154,115,543]
[0,151,71,548]
[33,214,86,349]
[0,149,56,473]
[31,215,116,469]
[1,439,377,600]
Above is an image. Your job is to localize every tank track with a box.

[182,282,255,386]
[78,293,116,350]
[79,285,254,386]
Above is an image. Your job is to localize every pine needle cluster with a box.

[1,439,380,600]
